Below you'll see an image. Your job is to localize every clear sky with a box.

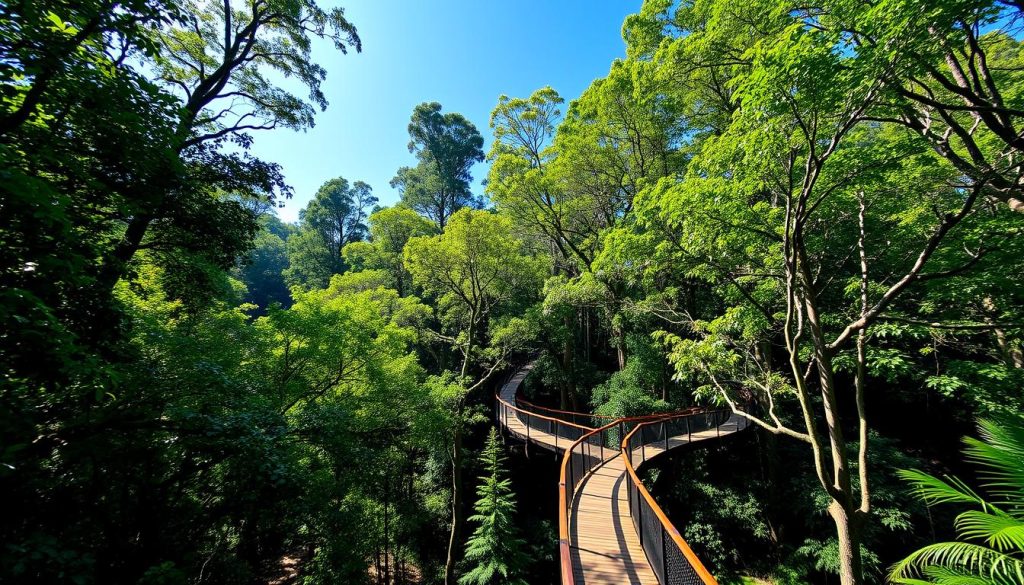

[248,0,641,223]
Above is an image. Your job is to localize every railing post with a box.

[662,420,668,452]
[686,416,691,442]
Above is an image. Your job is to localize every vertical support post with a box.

[687,416,691,442]
[663,420,668,452]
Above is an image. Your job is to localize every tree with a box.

[392,102,484,230]
[404,208,543,585]
[819,0,1024,214]
[459,428,530,585]
[617,2,1021,583]
[285,177,377,289]
[404,209,543,378]
[891,415,1024,584]
[342,205,437,296]
[235,213,294,311]
[101,0,362,294]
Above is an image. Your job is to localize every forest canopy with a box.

[2,1,1023,585]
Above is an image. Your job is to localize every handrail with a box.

[497,389,593,431]
[557,418,621,584]
[494,377,594,453]
[618,412,735,585]
[515,395,617,420]
[495,364,746,585]
[556,412,702,585]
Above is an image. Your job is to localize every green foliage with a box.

[285,177,377,289]
[405,208,546,375]
[891,416,1024,585]
[235,214,292,311]
[592,335,673,418]
[459,428,530,585]
[342,205,437,296]
[392,103,485,230]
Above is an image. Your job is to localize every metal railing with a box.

[619,410,748,585]
[495,388,593,452]
[493,365,749,585]
[558,418,623,584]
[514,395,618,428]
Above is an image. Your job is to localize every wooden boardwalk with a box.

[495,365,747,585]
[571,414,746,584]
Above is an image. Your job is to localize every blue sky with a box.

[248,0,641,223]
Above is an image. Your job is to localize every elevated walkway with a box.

[494,364,749,584]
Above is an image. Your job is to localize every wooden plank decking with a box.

[496,365,746,584]
[572,414,746,584]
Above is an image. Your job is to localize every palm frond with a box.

[888,541,1024,585]
[898,469,985,507]
[955,510,1024,553]
[965,417,1024,509]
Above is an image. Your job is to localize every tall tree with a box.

[620,1,1021,582]
[101,0,362,294]
[392,102,484,230]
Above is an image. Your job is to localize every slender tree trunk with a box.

[444,421,463,585]
[612,321,626,370]
[383,476,391,585]
[797,246,863,585]
[561,314,575,409]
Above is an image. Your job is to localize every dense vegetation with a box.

[2,1,1023,584]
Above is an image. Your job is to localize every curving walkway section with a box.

[494,364,749,585]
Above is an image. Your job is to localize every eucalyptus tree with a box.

[0,0,364,580]
[392,102,484,230]
[100,0,362,293]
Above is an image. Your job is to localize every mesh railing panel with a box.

[625,409,738,585]
[639,494,666,584]
[665,537,704,585]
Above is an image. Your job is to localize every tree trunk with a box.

[444,423,463,585]
[561,314,576,409]
[829,500,863,585]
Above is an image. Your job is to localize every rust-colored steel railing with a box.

[557,417,623,584]
[494,383,594,452]
[514,395,617,428]
[619,410,748,585]
[494,365,745,585]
